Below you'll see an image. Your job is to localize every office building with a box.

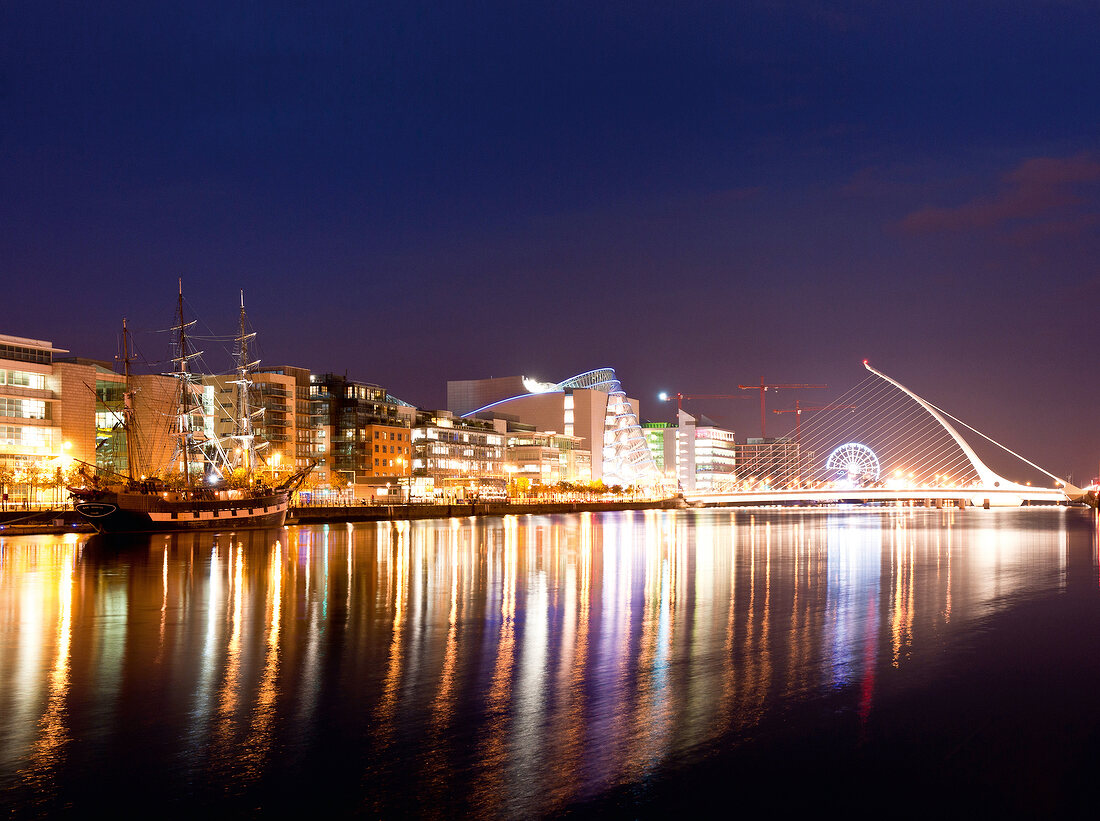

[506,430,591,488]
[310,373,415,500]
[643,411,735,492]
[737,437,801,489]
[412,410,507,499]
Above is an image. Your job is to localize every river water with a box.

[2,508,1099,817]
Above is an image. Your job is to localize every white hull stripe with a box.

[148,501,287,522]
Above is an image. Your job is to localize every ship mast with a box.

[120,318,140,480]
[233,290,260,475]
[170,279,202,490]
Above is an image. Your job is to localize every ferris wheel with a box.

[826,442,881,485]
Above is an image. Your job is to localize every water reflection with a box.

[0,508,1095,815]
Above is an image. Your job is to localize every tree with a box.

[27,462,45,507]
[225,467,252,489]
[329,471,351,503]
[0,464,13,511]
[21,462,49,508]
[149,469,188,491]
[49,466,65,507]
[514,477,530,499]
[294,470,322,505]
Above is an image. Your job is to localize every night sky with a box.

[3,2,1098,483]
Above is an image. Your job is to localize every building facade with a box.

[202,370,298,480]
[255,366,321,473]
[452,369,658,486]
[2,335,177,504]
[1,334,68,506]
[737,437,801,489]
[643,411,735,492]
[506,430,591,488]
[412,410,507,499]
[310,373,413,499]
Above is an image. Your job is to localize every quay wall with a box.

[0,499,687,535]
[288,498,685,524]
[0,509,87,534]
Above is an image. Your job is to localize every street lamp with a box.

[504,464,517,501]
[396,456,411,502]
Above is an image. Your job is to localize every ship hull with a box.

[72,489,289,534]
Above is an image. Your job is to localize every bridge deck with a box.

[685,486,1069,507]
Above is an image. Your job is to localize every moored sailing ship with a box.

[69,285,312,533]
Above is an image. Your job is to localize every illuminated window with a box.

[8,371,45,390]
[0,398,47,419]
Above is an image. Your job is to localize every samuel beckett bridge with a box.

[681,361,1097,509]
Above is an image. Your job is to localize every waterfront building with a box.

[694,418,737,491]
[412,410,507,500]
[51,358,124,472]
[53,358,175,477]
[447,375,530,417]
[310,373,414,500]
[506,430,591,489]
[202,369,299,482]
[643,411,735,492]
[737,437,801,489]
[255,365,322,473]
[450,369,659,486]
[59,357,196,484]
[1,335,179,505]
[643,422,671,474]
[0,334,69,506]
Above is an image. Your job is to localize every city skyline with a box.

[3,3,1098,482]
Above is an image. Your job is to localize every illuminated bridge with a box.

[684,362,1095,509]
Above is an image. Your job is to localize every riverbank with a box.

[0,498,686,535]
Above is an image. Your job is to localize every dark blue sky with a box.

[3,2,1098,482]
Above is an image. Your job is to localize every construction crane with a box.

[738,378,827,439]
[772,400,858,445]
[658,392,748,416]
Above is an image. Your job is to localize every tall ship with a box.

[69,285,312,533]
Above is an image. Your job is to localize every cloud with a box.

[898,153,1100,236]
[1005,211,1100,246]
